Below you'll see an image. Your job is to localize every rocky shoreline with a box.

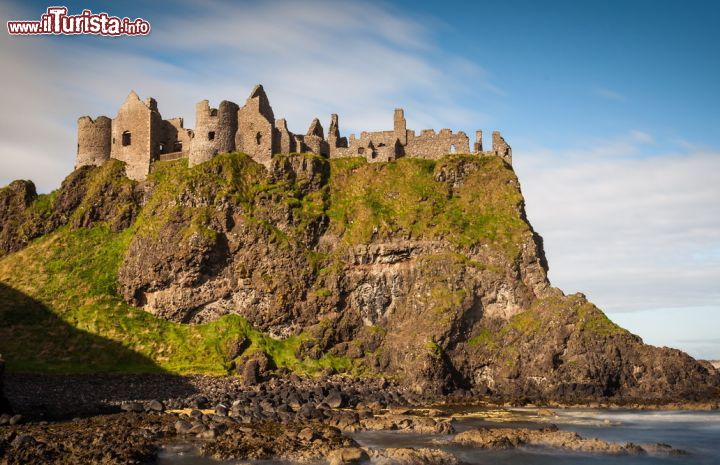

[0,373,713,464]
[4,373,718,423]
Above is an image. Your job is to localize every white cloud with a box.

[0,0,497,192]
[515,134,720,317]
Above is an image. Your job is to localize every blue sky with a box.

[1,0,719,358]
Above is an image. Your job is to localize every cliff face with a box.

[0,153,717,402]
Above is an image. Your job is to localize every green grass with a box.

[0,151,536,375]
[0,222,359,375]
[327,155,529,258]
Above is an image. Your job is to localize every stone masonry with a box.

[76,84,512,180]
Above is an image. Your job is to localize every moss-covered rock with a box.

[0,152,718,403]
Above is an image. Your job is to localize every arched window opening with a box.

[256,132,262,145]
[208,131,216,141]
[159,143,165,153]
[122,131,131,146]
[358,147,365,155]
[450,144,457,154]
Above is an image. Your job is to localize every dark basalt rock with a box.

[2,153,719,404]
[0,161,141,258]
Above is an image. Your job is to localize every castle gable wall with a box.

[110,91,157,181]
[237,85,274,167]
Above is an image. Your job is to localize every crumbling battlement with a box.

[75,84,512,180]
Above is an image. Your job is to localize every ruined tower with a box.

[492,131,512,165]
[394,108,407,145]
[189,99,239,167]
[236,85,275,167]
[76,116,111,168]
[474,130,483,153]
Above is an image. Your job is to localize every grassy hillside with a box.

[0,152,528,375]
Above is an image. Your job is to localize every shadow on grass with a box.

[0,282,198,419]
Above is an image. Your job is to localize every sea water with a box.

[159,409,720,464]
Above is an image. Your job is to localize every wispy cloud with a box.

[0,0,499,192]
[592,86,627,101]
[515,133,720,317]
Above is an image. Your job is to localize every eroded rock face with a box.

[112,153,720,399]
[3,152,719,402]
[0,161,141,257]
[0,180,38,255]
[455,293,720,402]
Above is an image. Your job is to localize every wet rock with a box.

[10,434,37,448]
[120,401,144,413]
[146,399,165,412]
[453,427,671,454]
[370,447,459,465]
[189,424,208,435]
[174,419,193,434]
[197,428,218,440]
[327,446,369,465]
[0,412,169,464]
[297,426,316,442]
[360,414,455,434]
[326,390,345,408]
[238,351,275,385]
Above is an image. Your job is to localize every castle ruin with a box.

[76,84,512,181]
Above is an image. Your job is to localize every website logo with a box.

[7,6,151,36]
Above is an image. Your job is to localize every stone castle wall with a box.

[404,129,470,160]
[492,131,512,165]
[76,116,111,168]
[75,84,511,180]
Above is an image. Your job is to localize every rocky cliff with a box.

[0,152,717,402]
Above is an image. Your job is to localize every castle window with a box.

[256,132,262,145]
[208,131,215,141]
[174,141,183,152]
[122,131,131,146]
[450,144,457,154]
[159,143,165,152]
[358,147,365,155]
